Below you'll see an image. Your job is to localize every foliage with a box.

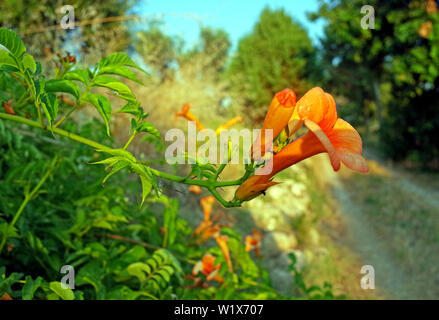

[0,0,137,65]
[0,27,336,300]
[228,7,316,122]
[311,0,439,164]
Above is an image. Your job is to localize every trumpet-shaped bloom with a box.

[251,89,296,160]
[236,87,368,201]
[215,116,243,135]
[188,185,202,195]
[192,253,224,282]
[216,235,233,272]
[175,103,205,130]
[245,230,263,256]
[200,195,216,220]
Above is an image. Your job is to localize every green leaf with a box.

[22,276,43,300]
[92,75,136,101]
[0,50,19,70]
[97,52,146,84]
[48,281,75,300]
[23,54,36,73]
[136,121,160,139]
[116,101,143,117]
[90,156,123,166]
[127,262,152,283]
[139,175,152,207]
[64,69,89,84]
[99,52,144,71]
[45,79,81,100]
[0,28,26,59]
[97,65,143,84]
[0,223,19,238]
[41,93,59,129]
[102,160,129,184]
[163,199,178,247]
[95,148,136,162]
[82,93,112,136]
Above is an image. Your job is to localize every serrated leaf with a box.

[64,69,89,84]
[23,54,36,73]
[34,76,45,98]
[97,52,146,83]
[99,52,144,70]
[82,93,111,136]
[41,93,59,129]
[48,281,74,300]
[0,28,26,59]
[92,75,135,101]
[97,65,143,84]
[0,50,19,70]
[45,79,81,100]
[116,102,142,117]
[136,122,160,139]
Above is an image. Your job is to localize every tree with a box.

[311,0,439,164]
[135,21,181,82]
[0,0,137,65]
[228,8,316,122]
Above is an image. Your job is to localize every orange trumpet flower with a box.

[188,185,202,195]
[200,195,215,221]
[216,235,233,273]
[245,230,263,256]
[192,253,225,283]
[175,103,205,130]
[236,87,368,201]
[215,116,243,135]
[251,89,296,160]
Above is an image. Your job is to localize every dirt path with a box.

[312,153,439,299]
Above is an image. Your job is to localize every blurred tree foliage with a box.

[228,8,317,122]
[194,27,231,73]
[310,0,439,165]
[135,21,182,82]
[0,0,137,66]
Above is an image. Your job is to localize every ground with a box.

[173,149,439,299]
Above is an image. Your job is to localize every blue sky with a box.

[133,0,324,50]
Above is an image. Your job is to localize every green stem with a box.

[123,130,137,150]
[214,163,227,180]
[0,113,108,150]
[0,113,246,208]
[0,155,58,254]
[54,106,78,128]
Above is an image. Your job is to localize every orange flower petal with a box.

[189,185,202,194]
[304,119,340,171]
[215,116,243,135]
[289,87,337,134]
[216,235,233,273]
[252,89,296,160]
[200,196,215,220]
[234,175,279,201]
